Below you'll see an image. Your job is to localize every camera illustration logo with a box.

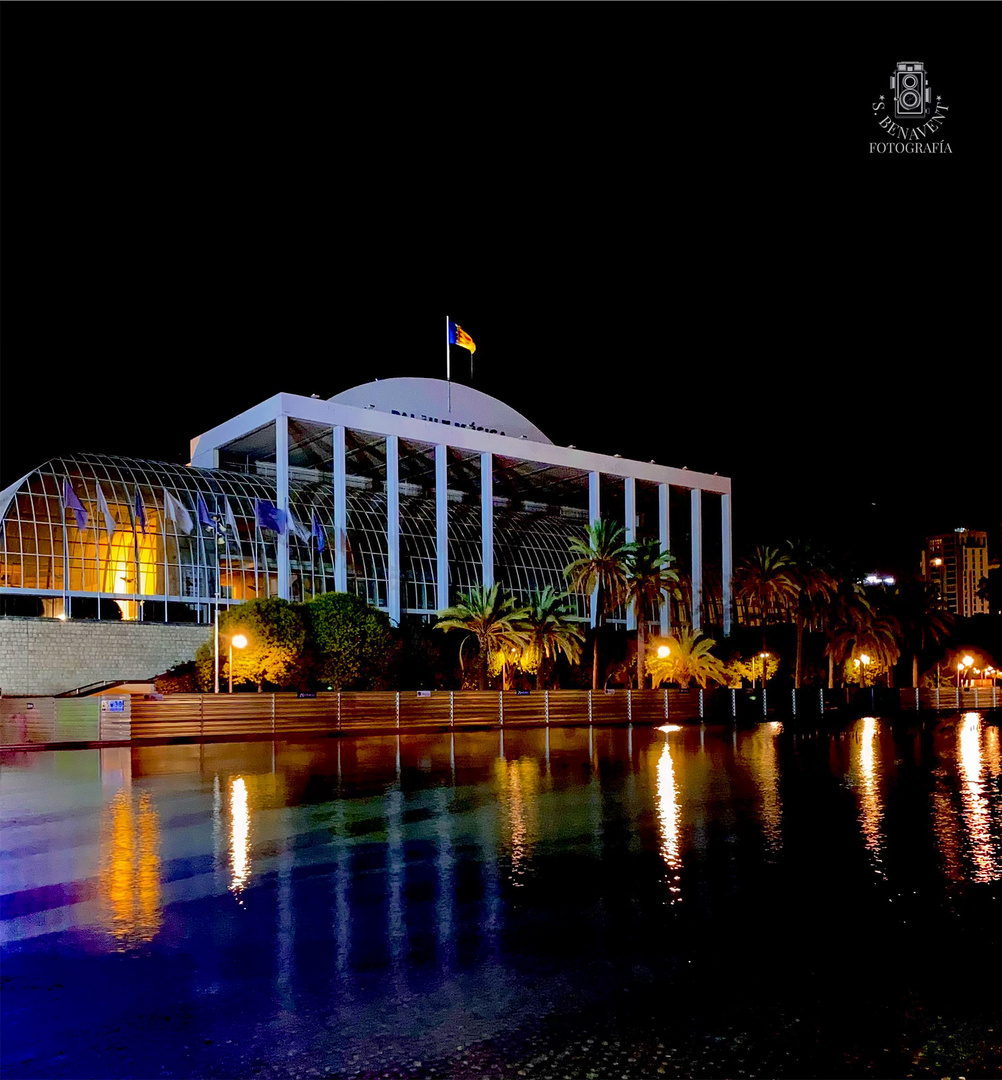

[870,59,951,153]
[891,61,931,119]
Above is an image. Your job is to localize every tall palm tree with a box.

[892,581,955,687]
[624,538,681,688]
[647,627,727,689]
[733,545,797,654]
[786,540,837,689]
[824,591,901,688]
[521,586,585,689]
[435,584,528,690]
[565,520,631,689]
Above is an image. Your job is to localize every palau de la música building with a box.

[0,379,733,634]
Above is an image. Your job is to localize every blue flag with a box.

[197,493,214,532]
[255,499,287,535]
[63,479,89,533]
[134,488,146,534]
[312,514,326,553]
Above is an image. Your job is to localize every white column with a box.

[588,471,600,628]
[721,492,733,637]
[333,425,347,593]
[659,482,670,637]
[276,414,289,600]
[624,476,636,631]
[387,435,400,625]
[435,443,449,611]
[690,487,702,631]
[481,452,493,589]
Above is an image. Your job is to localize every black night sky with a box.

[2,5,998,577]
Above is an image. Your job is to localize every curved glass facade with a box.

[0,453,590,622]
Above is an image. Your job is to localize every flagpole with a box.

[92,486,101,619]
[446,314,451,414]
[161,490,168,623]
[61,479,70,619]
[132,490,141,623]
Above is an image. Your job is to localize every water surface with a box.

[2,717,1000,1078]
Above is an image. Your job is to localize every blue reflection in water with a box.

[1,720,1001,1079]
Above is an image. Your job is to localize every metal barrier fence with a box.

[4,684,998,748]
[899,686,1001,712]
[122,689,703,742]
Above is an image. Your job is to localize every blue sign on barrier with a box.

[107,700,125,713]
[297,692,317,699]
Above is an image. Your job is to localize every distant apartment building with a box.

[921,528,990,617]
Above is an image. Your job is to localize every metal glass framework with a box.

[0,452,589,622]
[1,383,735,634]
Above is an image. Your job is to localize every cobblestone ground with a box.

[244,997,1002,1080]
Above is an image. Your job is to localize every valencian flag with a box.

[448,320,476,354]
[134,488,147,534]
[63,479,89,533]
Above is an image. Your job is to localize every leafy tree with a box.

[733,545,797,654]
[520,586,585,689]
[892,580,955,688]
[646,628,727,689]
[435,584,529,690]
[624,538,681,688]
[785,540,837,689]
[565,520,631,689]
[196,597,307,692]
[155,661,197,694]
[305,592,395,690]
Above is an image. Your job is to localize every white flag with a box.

[95,483,117,540]
[163,488,193,534]
[224,498,240,539]
[287,506,310,544]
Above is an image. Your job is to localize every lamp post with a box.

[758,652,770,690]
[215,630,248,693]
[228,634,247,694]
[956,654,974,689]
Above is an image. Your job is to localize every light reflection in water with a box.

[230,776,251,897]
[496,758,538,885]
[854,717,885,877]
[655,726,682,903]
[99,789,162,947]
[740,723,783,854]
[957,713,1001,882]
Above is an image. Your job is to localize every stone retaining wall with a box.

[0,618,210,696]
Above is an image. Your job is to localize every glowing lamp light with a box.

[232,634,248,650]
[657,645,670,659]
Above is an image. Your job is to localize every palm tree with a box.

[785,540,837,688]
[624,538,681,688]
[647,627,727,689]
[521,586,585,689]
[565,520,631,689]
[824,591,901,688]
[435,585,528,690]
[892,581,955,688]
[733,545,797,654]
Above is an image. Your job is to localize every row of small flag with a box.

[61,480,326,551]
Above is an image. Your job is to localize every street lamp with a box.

[853,653,871,688]
[956,654,974,689]
[228,634,247,694]
[758,651,770,689]
[214,629,248,693]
